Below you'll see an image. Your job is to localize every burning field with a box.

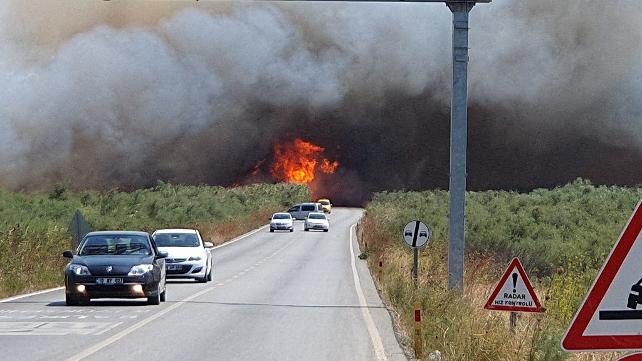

[0,0,640,204]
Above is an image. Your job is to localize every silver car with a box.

[288,203,323,220]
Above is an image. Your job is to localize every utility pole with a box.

[446,1,476,292]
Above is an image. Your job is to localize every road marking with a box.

[349,224,388,361]
[0,287,64,304]
[65,286,215,361]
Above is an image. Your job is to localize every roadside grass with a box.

[359,179,640,360]
[0,182,309,299]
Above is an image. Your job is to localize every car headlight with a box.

[69,264,91,276]
[128,264,154,276]
[188,256,202,261]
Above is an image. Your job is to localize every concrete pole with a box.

[446,1,474,291]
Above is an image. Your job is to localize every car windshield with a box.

[79,235,152,256]
[309,214,326,220]
[301,205,315,211]
[319,200,330,205]
[273,214,291,220]
[154,233,200,247]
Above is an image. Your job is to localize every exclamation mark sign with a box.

[512,273,518,293]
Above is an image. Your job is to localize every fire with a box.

[271,139,339,184]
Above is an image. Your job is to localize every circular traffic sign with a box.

[402,220,432,249]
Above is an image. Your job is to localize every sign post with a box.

[403,220,432,287]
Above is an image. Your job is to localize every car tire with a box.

[304,228,309,232]
[160,288,166,302]
[290,228,294,233]
[207,269,213,281]
[147,288,161,305]
[65,293,78,306]
[324,229,329,232]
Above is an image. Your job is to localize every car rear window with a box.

[319,200,330,205]
[154,233,200,247]
[79,235,152,256]
[273,214,291,219]
[309,214,326,219]
[302,205,315,211]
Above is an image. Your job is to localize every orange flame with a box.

[271,139,339,184]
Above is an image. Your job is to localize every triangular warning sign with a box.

[484,257,543,312]
[563,199,642,351]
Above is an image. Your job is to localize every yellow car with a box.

[317,199,332,214]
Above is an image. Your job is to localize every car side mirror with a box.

[63,250,74,258]
[156,251,168,259]
[204,242,214,249]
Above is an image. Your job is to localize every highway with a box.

[0,208,407,361]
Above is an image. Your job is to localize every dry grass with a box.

[359,214,621,361]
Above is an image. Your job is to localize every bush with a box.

[0,182,309,298]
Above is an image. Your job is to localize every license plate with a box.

[96,278,123,285]
[167,264,182,270]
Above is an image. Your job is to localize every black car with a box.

[63,231,168,306]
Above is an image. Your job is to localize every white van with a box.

[287,203,323,220]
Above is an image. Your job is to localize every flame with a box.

[271,139,339,184]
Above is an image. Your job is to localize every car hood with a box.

[271,219,293,224]
[157,247,206,259]
[306,219,328,224]
[71,255,154,276]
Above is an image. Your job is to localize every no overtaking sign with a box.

[403,221,432,249]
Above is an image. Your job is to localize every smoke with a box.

[0,0,640,203]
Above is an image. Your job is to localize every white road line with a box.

[212,225,269,250]
[349,224,388,361]
[0,287,64,304]
[65,286,215,361]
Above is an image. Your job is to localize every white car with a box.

[270,212,294,232]
[152,229,213,282]
[304,212,329,232]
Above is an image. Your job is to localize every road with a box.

[0,208,407,361]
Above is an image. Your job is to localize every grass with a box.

[0,182,309,299]
[359,179,641,360]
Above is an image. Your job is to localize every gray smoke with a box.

[0,0,640,202]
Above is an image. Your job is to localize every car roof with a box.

[273,212,291,216]
[85,231,149,237]
[153,229,198,234]
[308,212,326,216]
[318,198,330,202]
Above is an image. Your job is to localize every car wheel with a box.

[65,293,78,306]
[304,228,309,232]
[147,287,161,305]
[290,228,294,233]
[324,229,329,232]
[207,269,213,281]
[270,229,274,233]
[160,287,167,302]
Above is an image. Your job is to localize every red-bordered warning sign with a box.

[562,200,642,351]
[484,257,543,313]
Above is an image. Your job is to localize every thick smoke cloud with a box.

[0,0,640,203]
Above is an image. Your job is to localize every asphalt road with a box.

[0,208,407,361]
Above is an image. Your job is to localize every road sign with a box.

[402,221,432,249]
[484,258,543,313]
[562,200,642,351]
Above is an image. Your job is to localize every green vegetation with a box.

[359,179,641,361]
[0,182,309,299]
